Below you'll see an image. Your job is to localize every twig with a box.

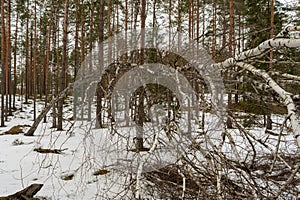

[269,114,291,172]
[275,163,300,199]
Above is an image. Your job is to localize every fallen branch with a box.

[215,37,300,68]
[275,163,300,198]
[0,184,43,200]
[34,147,68,154]
[235,62,300,146]
[25,83,73,136]
[270,71,300,82]
[276,26,300,38]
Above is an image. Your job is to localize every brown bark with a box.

[52,9,59,128]
[33,0,37,120]
[96,0,105,128]
[44,5,53,123]
[196,0,200,53]
[57,0,69,130]
[0,184,43,199]
[25,0,29,103]
[13,7,18,109]
[124,0,128,57]
[73,0,79,119]
[212,0,216,61]
[135,0,147,150]
[266,0,275,130]
[227,0,234,129]
[107,0,112,63]
[1,0,6,126]
[7,0,12,116]
[269,0,274,71]
[87,0,94,121]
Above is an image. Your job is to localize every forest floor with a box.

[0,97,104,199]
[0,96,298,199]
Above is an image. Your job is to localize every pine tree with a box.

[57,0,69,131]
[1,0,6,126]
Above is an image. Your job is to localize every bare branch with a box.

[235,62,300,146]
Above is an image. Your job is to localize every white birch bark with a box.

[235,62,300,146]
[215,38,300,68]
[271,71,300,82]
[214,27,300,146]
[277,26,300,38]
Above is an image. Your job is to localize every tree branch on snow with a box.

[229,115,292,170]
[270,114,291,172]
[0,184,43,199]
[25,83,74,136]
[275,163,300,198]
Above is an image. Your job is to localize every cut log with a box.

[0,125,23,135]
[25,83,73,136]
[34,147,67,154]
[0,184,43,200]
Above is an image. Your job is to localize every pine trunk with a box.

[57,0,69,130]
[96,0,105,128]
[13,9,18,109]
[1,0,6,127]
[226,0,234,129]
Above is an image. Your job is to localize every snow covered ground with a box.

[0,96,298,199]
[0,98,99,199]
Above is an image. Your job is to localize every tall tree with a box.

[33,0,37,120]
[24,0,29,104]
[212,0,217,61]
[135,0,147,151]
[57,0,69,130]
[269,0,275,71]
[73,0,79,119]
[7,0,12,116]
[1,0,6,126]
[96,0,105,128]
[51,5,59,128]
[44,2,54,123]
[13,4,19,109]
[226,0,234,129]
[107,0,112,63]
[266,0,275,130]
[87,0,94,121]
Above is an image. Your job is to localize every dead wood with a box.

[25,83,73,136]
[33,147,67,154]
[0,184,43,200]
